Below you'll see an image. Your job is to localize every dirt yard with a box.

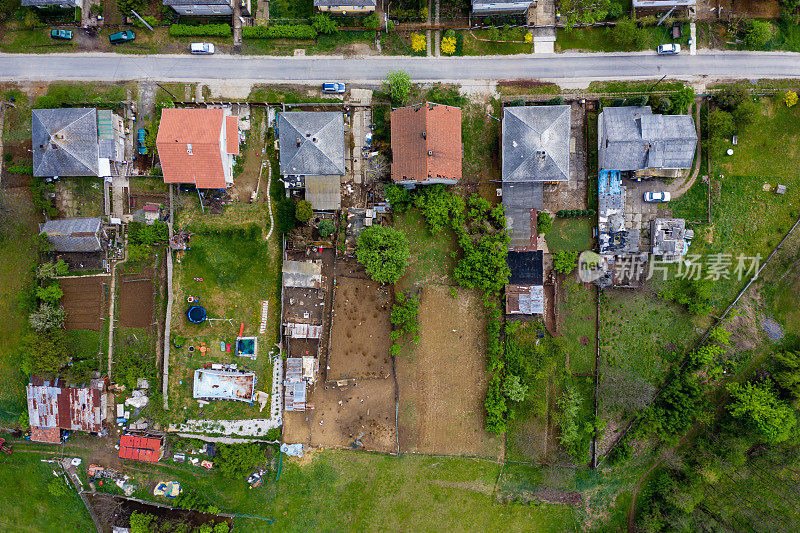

[397,285,504,459]
[118,267,155,328]
[327,272,393,381]
[306,379,397,453]
[60,275,109,331]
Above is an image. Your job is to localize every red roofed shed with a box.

[119,434,164,462]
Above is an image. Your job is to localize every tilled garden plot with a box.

[60,275,109,331]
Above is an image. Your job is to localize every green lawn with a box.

[34,82,132,108]
[394,209,457,290]
[462,100,503,200]
[169,202,280,423]
[673,97,800,309]
[462,29,531,55]
[556,23,689,53]
[546,218,593,252]
[0,28,76,53]
[559,275,596,374]
[0,451,94,531]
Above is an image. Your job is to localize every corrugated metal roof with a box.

[26,376,105,433]
[282,260,322,288]
[304,175,341,211]
[39,217,102,253]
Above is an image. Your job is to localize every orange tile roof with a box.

[156,108,226,189]
[390,103,462,184]
[226,116,239,155]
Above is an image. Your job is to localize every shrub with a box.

[708,109,735,139]
[7,164,32,174]
[133,14,158,28]
[714,85,747,111]
[363,13,380,31]
[669,86,695,114]
[312,13,337,35]
[441,35,456,55]
[29,303,66,332]
[266,427,281,441]
[610,18,648,50]
[276,199,297,234]
[537,211,553,234]
[411,33,426,53]
[546,96,565,106]
[36,282,62,305]
[627,94,649,107]
[169,24,231,37]
[727,381,796,443]
[243,24,316,39]
[318,218,335,237]
[384,70,412,106]
[295,200,313,222]
[783,90,798,108]
[553,251,578,275]
[732,99,758,128]
[744,20,773,49]
[217,443,265,479]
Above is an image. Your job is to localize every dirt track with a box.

[60,276,109,331]
[397,285,504,459]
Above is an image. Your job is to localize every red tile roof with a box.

[156,108,227,189]
[390,103,462,184]
[226,116,239,155]
[119,434,163,462]
[31,426,61,444]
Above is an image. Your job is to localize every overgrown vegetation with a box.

[389,290,420,356]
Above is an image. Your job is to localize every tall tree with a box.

[726,381,797,444]
[356,225,410,284]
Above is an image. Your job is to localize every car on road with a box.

[190,42,215,55]
[137,128,147,155]
[109,30,135,44]
[656,43,681,55]
[50,29,73,40]
[322,82,346,94]
[643,191,671,203]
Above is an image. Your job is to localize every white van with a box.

[190,42,215,55]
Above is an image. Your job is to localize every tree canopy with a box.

[295,200,313,223]
[726,381,796,444]
[355,225,410,284]
[216,443,265,479]
[384,71,412,106]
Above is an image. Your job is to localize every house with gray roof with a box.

[598,106,697,174]
[39,218,104,253]
[315,0,376,14]
[33,108,100,177]
[472,0,533,15]
[651,218,694,263]
[21,0,79,8]
[163,0,250,16]
[501,105,571,250]
[277,111,345,209]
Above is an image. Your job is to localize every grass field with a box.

[546,218,593,252]
[462,29,532,55]
[559,275,596,374]
[168,201,280,423]
[673,97,800,310]
[0,28,76,53]
[556,23,689,53]
[0,451,94,531]
[394,208,456,290]
[462,100,503,201]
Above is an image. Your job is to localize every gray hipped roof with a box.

[315,0,376,5]
[39,218,103,252]
[599,106,697,171]
[502,105,571,183]
[21,0,78,5]
[33,108,99,177]
[278,112,345,176]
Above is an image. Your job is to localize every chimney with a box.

[312,138,317,143]
[428,150,433,156]
[422,131,427,139]
[187,143,193,155]
[296,137,301,147]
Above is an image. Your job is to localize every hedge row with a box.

[242,24,317,40]
[169,24,231,37]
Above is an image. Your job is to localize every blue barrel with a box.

[186,305,207,324]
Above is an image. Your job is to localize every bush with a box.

[169,23,231,37]
[627,94,649,107]
[312,13,338,35]
[276,198,297,234]
[744,20,773,49]
[411,33,426,53]
[318,218,335,237]
[132,14,158,28]
[216,443,265,479]
[29,303,66,332]
[669,86,695,114]
[36,282,62,305]
[363,13,380,30]
[537,211,553,234]
[295,200,313,222]
[553,251,578,275]
[384,70,412,106]
[7,165,32,175]
[546,96,565,106]
[243,25,318,39]
[441,34,456,55]
[783,90,798,108]
[714,85,747,111]
[610,18,648,50]
[732,99,758,129]
[266,427,281,441]
[727,381,796,443]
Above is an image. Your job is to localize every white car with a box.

[656,43,681,55]
[190,42,215,55]
[643,191,671,203]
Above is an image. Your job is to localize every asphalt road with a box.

[0,51,798,84]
